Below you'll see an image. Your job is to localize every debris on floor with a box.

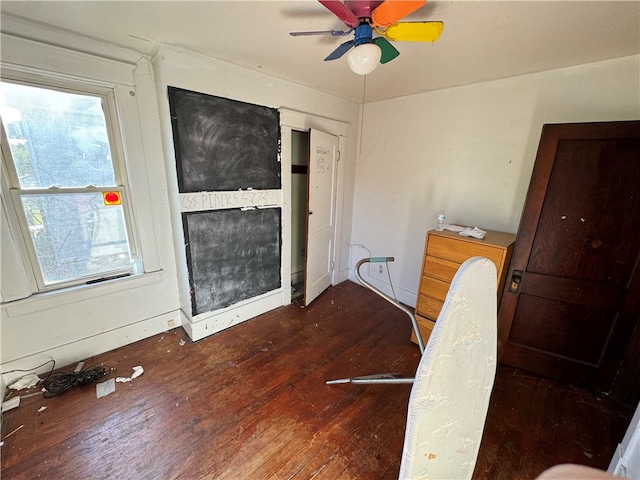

[2,424,23,441]
[115,365,144,383]
[2,396,20,413]
[8,373,40,391]
[96,378,116,399]
[43,364,111,397]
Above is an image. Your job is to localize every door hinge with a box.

[337,150,341,162]
[331,261,335,270]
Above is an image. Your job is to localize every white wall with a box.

[350,55,640,307]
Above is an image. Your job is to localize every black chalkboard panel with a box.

[184,207,281,315]
[169,87,281,192]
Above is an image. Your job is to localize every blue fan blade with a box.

[324,40,355,61]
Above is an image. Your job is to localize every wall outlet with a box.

[368,261,389,283]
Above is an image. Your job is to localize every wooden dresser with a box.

[412,229,516,344]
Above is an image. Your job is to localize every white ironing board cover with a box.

[398,256,498,480]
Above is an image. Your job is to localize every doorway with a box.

[289,128,340,306]
[291,130,309,301]
[280,108,349,309]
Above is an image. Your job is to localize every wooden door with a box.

[498,121,640,395]
[304,129,338,306]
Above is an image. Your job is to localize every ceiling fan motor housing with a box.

[353,23,374,46]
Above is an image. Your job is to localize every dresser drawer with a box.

[426,234,505,267]
[416,294,444,321]
[411,314,435,345]
[423,255,459,282]
[418,275,450,301]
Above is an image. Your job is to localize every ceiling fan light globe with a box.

[347,43,381,75]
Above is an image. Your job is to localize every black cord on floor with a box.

[2,359,56,377]
[43,365,112,398]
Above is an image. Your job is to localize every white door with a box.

[304,129,339,306]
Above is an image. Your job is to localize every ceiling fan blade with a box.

[371,0,426,28]
[372,37,400,64]
[318,0,360,28]
[290,29,353,37]
[383,21,444,42]
[324,40,355,61]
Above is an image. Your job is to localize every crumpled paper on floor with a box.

[8,374,40,390]
[115,365,144,383]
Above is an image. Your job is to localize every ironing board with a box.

[398,256,498,480]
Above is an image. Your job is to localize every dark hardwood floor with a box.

[1,281,633,479]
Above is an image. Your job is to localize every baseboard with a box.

[184,289,284,342]
[1,310,182,390]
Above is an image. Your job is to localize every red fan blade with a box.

[371,0,426,28]
[318,0,360,28]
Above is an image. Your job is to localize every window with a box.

[1,77,138,291]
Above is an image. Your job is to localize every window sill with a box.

[2,269,164,318]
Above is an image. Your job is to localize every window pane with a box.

[20,192,131,284]
[0,81,116,188]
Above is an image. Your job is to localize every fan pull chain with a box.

[358,74,367,155]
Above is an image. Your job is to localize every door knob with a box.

[509,270,523,293]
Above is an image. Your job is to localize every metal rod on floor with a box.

[354,257,425,354]
[326,256,425,386]
[327,373,415,385]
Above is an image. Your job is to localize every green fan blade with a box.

[372,37,400,64]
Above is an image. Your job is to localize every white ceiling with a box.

[1,1,639,103]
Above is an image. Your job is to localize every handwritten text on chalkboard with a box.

[180,189,282,213]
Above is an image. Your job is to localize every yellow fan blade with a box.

[383,21,444,42]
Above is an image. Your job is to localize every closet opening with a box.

[290,129,309,301]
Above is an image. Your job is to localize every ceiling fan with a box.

[290,0,444,75]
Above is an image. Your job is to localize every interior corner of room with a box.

[0,1,639,478]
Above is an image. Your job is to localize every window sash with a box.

[10,187,133,289]
[1,74,139,292]
[0,74,128,191]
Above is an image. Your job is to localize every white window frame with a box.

[1,67,141,293]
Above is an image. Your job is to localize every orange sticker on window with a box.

[103,191,121,206]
